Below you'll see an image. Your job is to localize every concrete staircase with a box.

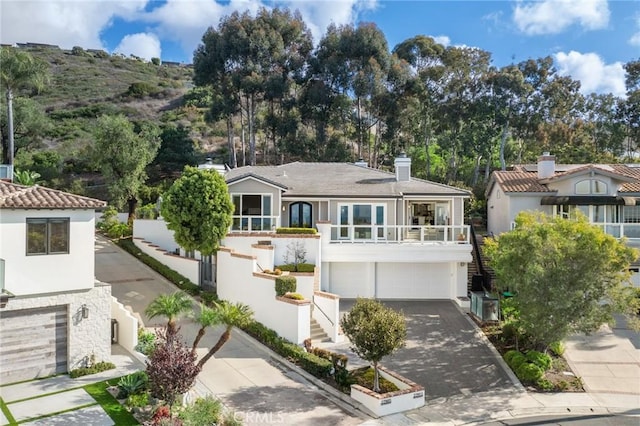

[310,317,330,343]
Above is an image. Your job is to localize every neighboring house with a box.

[222,154,472,300]
[0,181,111,384]
[486,152,640,284]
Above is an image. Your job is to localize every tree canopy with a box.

[340,298,406,392]
[484,211,640,348]
[160,166,233,255]
[93,114,160,220]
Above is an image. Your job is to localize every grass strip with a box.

[0,398,17,425]
[83,379,140,425]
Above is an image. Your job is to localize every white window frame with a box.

[337,203,386,240]
[231,193,273,231]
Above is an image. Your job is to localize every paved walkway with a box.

[0,345,143,426]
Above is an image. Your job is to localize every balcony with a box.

[325,224,470,244]
[593,223,640,240]
[230,215,280,232]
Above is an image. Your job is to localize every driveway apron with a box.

[339,300,517,401]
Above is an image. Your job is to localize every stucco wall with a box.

[0,209,96,295]
[133,238,200,284]
[3,283,112,371]
[487,185,511,236]
[133,219,179,253]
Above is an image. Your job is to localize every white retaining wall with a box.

[132,238,200,285]
[133,219,180,253]
[217,247,310,343]
[111,297,139,353]
[313,291,342,342]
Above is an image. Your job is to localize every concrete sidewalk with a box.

[0,345,144,426]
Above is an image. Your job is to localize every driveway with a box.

[95,235,363,425]
[335,300,517,401]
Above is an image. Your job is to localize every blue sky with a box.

[1,0,639,96]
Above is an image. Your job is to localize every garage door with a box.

[0,306,68,384]
[376,263,451,299]
[329,263,373,298]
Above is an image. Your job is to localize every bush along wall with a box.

[275,275,297,296]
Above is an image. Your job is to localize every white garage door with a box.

[376,263,451,299]
[329,263,373,298]
[0,306,68,384]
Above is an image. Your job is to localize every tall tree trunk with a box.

[472,154,482,186]
[241,95,247,166]
[356,97,363,159]
[227,115,237,168]
[249,94,256,166]
[499,122,509,171]
[373,361,380,393]
[127,197,137,226]
[6,89,15,169]
[197,329,231,369]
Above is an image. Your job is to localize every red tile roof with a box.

[0,181,107,209]
[493,164,640,194]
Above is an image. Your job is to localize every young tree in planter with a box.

[485,211,640,349]
[340,298,407,392]
[160,166,233,256]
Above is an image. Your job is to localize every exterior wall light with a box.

[82,304,89,319]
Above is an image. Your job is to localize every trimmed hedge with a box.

[241,320,332,379]
[516,363,544,382]
[275,227,317,235]
[277,263,315,273]
[275,275,297,296]
[116,238,201,296]
[69,361,116,378]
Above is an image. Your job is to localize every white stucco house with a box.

[0,181,111,384]
[486,152,640,284]
[222,154,473,300]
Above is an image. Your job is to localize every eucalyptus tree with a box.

[622,59,640,158]
[393,35,446,178]
[0,47,49,167]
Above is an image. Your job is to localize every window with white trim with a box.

[26,218,70,255]
[231,194,273,231]
[338,203,386,239]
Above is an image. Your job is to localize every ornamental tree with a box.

[484,211,640,349]
[340,298,406,392]
[161,166,233,255]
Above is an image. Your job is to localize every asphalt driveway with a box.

[337,300,517,401]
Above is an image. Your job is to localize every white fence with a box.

[111,297,138,352]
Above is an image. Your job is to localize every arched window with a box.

[575,179,607,195]
[290,202,312,228]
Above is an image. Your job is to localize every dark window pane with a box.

[49,220,69,253]
[27,221,47,255]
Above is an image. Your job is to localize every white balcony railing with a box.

[230,215,280,232]
[327,224,470,244]
[509,221,640,240]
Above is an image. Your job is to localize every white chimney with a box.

[537,152,556,179]
[394,152,411,182]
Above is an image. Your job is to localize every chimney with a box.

[394,152,411,182]
[354,158,368,168]
[537,152,556,179]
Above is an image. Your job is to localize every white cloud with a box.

[513,0,609,35]
[630,17,640,46]
[554,51,625,96]
[114,33,161,61]
[432,35,451,47]
[0,0,148,49]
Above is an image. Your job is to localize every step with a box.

[309,317,329,342]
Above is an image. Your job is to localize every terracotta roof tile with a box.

[493,171,552,193]
[0,181,107,209]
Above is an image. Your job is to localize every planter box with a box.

[350,366,424,417]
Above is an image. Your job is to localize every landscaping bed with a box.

[476,318,584,392]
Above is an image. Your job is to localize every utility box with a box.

[470,291,499,322]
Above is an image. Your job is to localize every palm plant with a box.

[0,47,49,167]
[144,291,193,340]
[191,303,220,354]
[197,301,253,368]
[13,169,40,186]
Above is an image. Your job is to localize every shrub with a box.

[503,350,520,365]
[352,367,399,393]
[275,227,317,235]
[277,263,315,273]
[200,291,218,306]
[515,363,544,383]
[106,222,132,239]
[275,275,297,296]
[135,329,157,356]
[151,405,171,425]
[501,322,519,342]
[508,353,527,370]
[117,238,200,296]
[69,361,116,378]
[117,371,148,398]
[283,292,305,300]
[127,81,158,98]
[526,350,552,371]
[126,392,149,408]
[178,395,222,426]
[536,378,554,391]
[298,351,333,378]
[549,341,565,356]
